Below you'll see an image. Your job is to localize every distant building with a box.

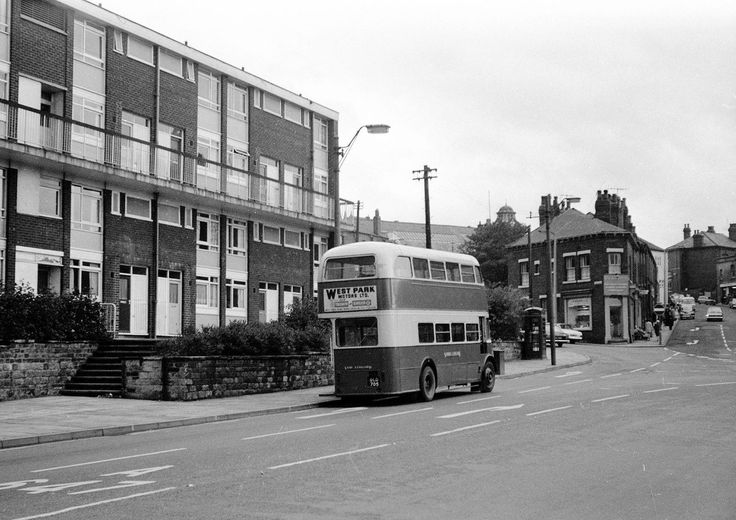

[495,204,518,224]
[341,210,472,252]
[506,191,658,344]
[667,224,736,301]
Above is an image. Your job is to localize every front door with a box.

[156,271,181,336]
[258,282,279,323]
[119,266,148,335]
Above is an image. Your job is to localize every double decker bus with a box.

[317,242,496,402]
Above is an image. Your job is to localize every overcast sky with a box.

[100,0,736,249]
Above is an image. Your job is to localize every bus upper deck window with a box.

[460,265,475,283]
[412,258,430,279]
[446,262,461,281]
[430,261,447,280]
[325,256,376,280]
[394,256,412,278]
[474,266,483,284]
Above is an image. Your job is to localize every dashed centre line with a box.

[268,444,391,470]
[518,386,551,394]
[526,406,573,417]
[592,394,630,403]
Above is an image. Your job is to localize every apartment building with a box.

[507,191,658,344]
[0,0,339,336]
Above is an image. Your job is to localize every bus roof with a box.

[321,242,479,266]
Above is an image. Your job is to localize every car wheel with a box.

[418,364,436,402]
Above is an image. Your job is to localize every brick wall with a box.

[0,342,96,401]
[123,353,334,401]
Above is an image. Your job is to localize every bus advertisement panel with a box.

[318,242,496,402]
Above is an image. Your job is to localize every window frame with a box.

[126,34,154,66]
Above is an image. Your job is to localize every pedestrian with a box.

[645,319,653,340]
[653,318,662,345]
[664,306,674,330]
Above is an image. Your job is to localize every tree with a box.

[486,284,528,341]
[461,219,528,285]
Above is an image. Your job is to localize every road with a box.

[2,307,735,519]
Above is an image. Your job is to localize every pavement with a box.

[1,331,673,450]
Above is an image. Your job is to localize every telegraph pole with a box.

[412,165,437,249]
[354,200,362,242]
[544,194,556,366]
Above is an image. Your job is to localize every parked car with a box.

[545,322,571,346]
[557,323,583,343]
[705,306,724,321]
[698,296,715,305]
[730,298,736,309]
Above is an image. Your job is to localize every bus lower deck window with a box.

[336,317,378,347]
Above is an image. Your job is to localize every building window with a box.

[156,123,184,181]
[198,71,220,111]
[197,212,219,251]
[159,48,183,77]
[113,29,123,53]
[73,19,104,68]
[127,35,154,65]
[519,260,529,287]
[283,284,302,312]
[158,202,181,226]
[226,279,246,309]
[71,185,102,233]
[534,260,540,276]
[125,195,151,220]
[579,253,590,281]
[262,224,281,245]
[262,91,282,116]
[196,275,219,308]
[39,177,61,218]
[564,255,576,282]
[71,259,101,299]
[565,297,591,330]
[227,219,248,256]
[608,252,622,274]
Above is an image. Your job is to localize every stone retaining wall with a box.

[0,342,96,401]
[124,354,334,401]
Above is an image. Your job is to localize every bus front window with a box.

[325,256,376,280]
[336,317,378,347]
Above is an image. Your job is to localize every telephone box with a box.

[522,307,545,360]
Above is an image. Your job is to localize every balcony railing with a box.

[1,100,334,221]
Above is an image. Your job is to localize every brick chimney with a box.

[729,223,736,242]
[595,190,629,229]
[373,209,382,236]
[706,225,715,233]
[683,224,691,239]
[692,232,704,248]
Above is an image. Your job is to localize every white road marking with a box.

[100,466,173,478]
[629,368,646,373]
[431,420,501,437]
[67,480,156,495]
[555,371,583,378]
[643,387,679,393]
[438,404,524,419]
[526,406,572,417]
[695,382,736,387]
[242,424,335,440]
[457,395,501,405]
[518,386,551,394]
[649,362,661,367]
[372,408,433,419]
[9,487,176,520]
[600,373,622,379]
[563,378,593,385]
[296,407,367,419]
[31,449,187,473]
[268,444,391,470]
[686,340,699,345]
[592,394,630,403]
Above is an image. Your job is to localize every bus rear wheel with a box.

[480,360,496,393]
[419,365,436,402]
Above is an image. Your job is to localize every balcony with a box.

[0,100,334,224]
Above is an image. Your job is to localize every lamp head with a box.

[365,124,390,134]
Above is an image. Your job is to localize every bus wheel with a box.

[480,360,496,393]
[419,365,436,402]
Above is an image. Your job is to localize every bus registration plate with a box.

[367,371,380,388]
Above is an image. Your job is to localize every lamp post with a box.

[334,124,390,246]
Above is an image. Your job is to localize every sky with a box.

[98,0,736,249]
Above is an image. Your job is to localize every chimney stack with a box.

[693,232,704,248]
[683,224,691,240]
[373,209,382,236]
[707,225,715,233]
[729,223,736,242]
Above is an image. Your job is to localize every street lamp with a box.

[334,124,390,245]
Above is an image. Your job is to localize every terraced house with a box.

[506,191,658,344]
[0,0,339,336]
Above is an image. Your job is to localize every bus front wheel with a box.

[419,365,437,402]
[480,360,496,393]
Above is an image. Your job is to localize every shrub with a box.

[487,284,528,341]
[155,297,330,356]
[0,286,109,342]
